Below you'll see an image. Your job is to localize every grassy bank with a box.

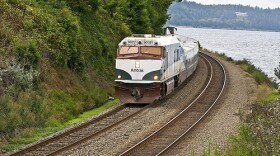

[2,99,119,151]
[202,48,280,156]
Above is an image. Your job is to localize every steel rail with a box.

[47,104,147,156]
[9,104,147,156]
[156,52,227,155]
[119,52,226,156]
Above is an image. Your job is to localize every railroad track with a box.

[119,52,227,156]
[9,52,225,156]
[8,59,202,156]
[9,104,147,156]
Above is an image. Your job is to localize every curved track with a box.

[9,104,147,156]
[9,52,226,156]
[119,52,227,156]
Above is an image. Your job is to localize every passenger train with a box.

[115,27,199,103]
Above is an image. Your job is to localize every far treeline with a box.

[168,1,280,32]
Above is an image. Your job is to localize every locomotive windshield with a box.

[119,46,139,55]
[118,46,162,57]
[140,47,161,56]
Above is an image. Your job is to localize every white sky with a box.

[187,0,280,9]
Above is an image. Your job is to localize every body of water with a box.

[177,27,280,83]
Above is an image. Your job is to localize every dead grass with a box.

[256,84,276,103]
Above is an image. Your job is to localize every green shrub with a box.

[6,62,40,93]
[225,124,259,156]
[224,86,279,156]
[17,91,43,127]
[65,0,99,13]
[14,40,41,69]
[0,95,21,136]
[247,100,280,155]
[0,48,5,56]
[0,96,11,133]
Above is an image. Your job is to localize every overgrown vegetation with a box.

[0,0,174,152]
[224,124,259,156]
[203,48,280,156]
[224,98,280,156]
[2,99,119,151]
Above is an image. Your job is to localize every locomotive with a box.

[115,27,199,103]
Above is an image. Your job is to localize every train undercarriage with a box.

[115,82,161,103]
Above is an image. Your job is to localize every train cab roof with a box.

[119,35,180,47]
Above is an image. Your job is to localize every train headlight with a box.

[117,75,122,79]
[153,75,159,80]
[135,61,140,68]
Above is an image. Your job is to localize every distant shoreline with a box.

[170,25,280,33]
[168,1,280,33]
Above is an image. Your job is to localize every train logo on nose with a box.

[131,69,144,72]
